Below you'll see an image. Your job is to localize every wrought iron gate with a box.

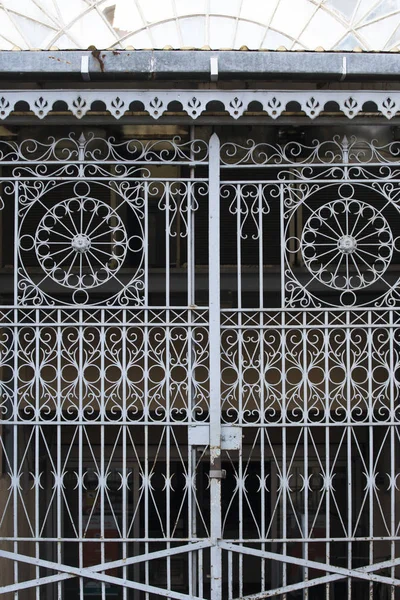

[0,122,399,600]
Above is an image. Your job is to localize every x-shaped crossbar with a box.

[219,542,400,599]
[0,541,211,599]
[2,541,399,599]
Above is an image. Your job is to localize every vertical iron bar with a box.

[209,132,222,600]
[258,183,266,594]
[324,311,330,600]
[165,177,171,595]
[12,322,18,600]
[188,125,197,597]
[188,125,196,307]
[78,309,84,599]
[346,310,352,600]
[57,309,62,600]
[144,179,149,600]
[35,310,40,600]
[188,444,194,598]
[280,184,287,599]
[198,548,203,598]
[343,141,352,600]
[166,181,170,309]
[166,347,171,595]
[238,441,243,597]
[144,424,149,600]
[368,311,373,600]
[228,550,233,599]
[100,311,105,600]
[144,179,149,308]
[389,310,395,600]
[122,309,127,600]
[302,312,308,600]
[13,182,18,600]
[236,183,243,597]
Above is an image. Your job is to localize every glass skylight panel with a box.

[360,0,400,24]
[386,22,400,47]
[0,10,29,48]
[357,12,400,47]
[14,0,56,27]
[234,20,265,48]
[325,0,360,21]
[335,31,365,49]
[175,0,206,17]
[209,16,236,48]
[1,0,399,50]
[240,0,280,25]
[113,3,143,30]
[151,21,181,49]
[271,0,316,39]
[209,0,242,17]
[262,29,294,49]
[180,16,207,48]
[300,8,348,49]
[68,13,117,49]
[353,0,381,23]
[121,29,153,48]
[56,0,86,24]
[140,0,174,25]
[17,17,55,47]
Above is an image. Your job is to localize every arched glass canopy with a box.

[1,0,400,51]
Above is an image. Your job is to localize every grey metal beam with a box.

[0,50,399,82]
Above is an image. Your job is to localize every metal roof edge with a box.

[0,49,398,82]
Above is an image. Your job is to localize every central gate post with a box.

[208,132,222,600]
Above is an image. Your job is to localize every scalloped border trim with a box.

[1,90,399,120]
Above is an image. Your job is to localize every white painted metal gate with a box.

[0,107,399,600]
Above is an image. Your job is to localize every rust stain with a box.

[91,49,105,72]
[48,56,72,65]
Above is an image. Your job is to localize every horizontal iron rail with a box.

[0,421,397,427]
[1,305,399,312]
[3,177,400,183]
[220,542,400,587]
[0,322,398,329]
[4,116,400,126]
[0,164,397,170]
[1,536,400,543]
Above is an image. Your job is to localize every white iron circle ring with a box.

[300,199,393,290]
[35,197,127,290]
